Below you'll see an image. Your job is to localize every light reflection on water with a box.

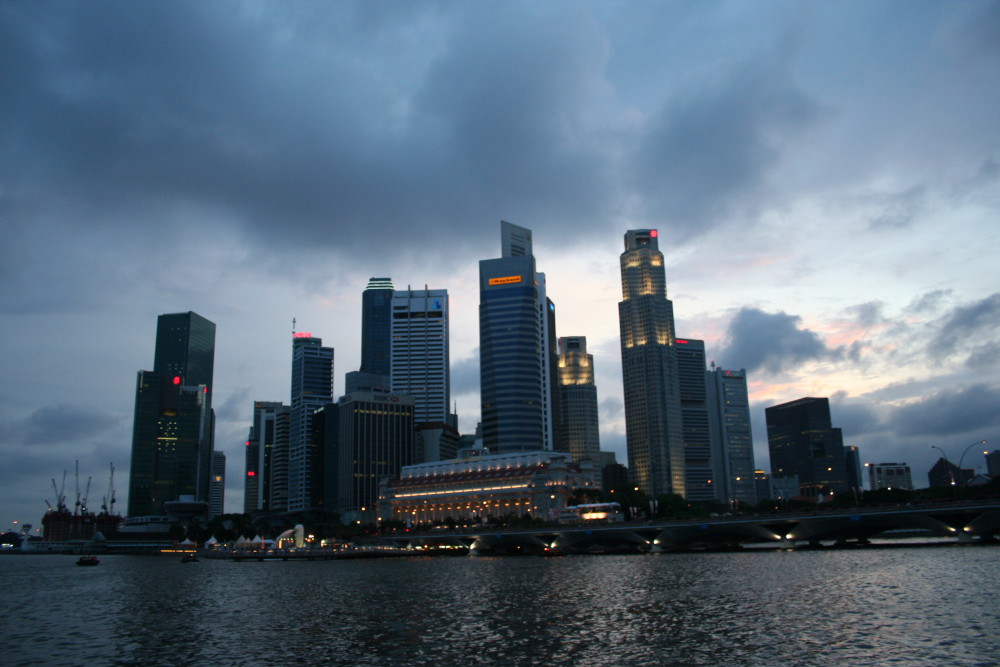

[2,546,998,667]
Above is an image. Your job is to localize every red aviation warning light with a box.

[173,376,182,385]
[650,229,658,237]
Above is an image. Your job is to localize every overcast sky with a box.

[3,0,999,532]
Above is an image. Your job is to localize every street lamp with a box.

[957,440,988,496]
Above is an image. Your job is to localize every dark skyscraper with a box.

[244,401,289,514]
[360,277,394,377]
[675,338,715,501]
[128,312,216,517]
[766,397,847,497]
[479,221,553,452]
[618,229,685,498]
[288,332,333,512]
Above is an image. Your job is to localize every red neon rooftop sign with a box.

[293,332,313,339]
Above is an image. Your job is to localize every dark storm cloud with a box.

[631,53,823,235]
[716,307,840,374]
[888,383,1000,438]
[0,404,120,446]
[0,1,624,270]
[928,293,1000,367]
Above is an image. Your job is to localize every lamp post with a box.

[956,440,988,497]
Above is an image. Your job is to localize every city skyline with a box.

[2,1,999,528]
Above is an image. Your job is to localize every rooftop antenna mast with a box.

[292,317,296,335]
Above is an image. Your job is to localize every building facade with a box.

[867,462,913,491]
[766,397,847,497]
[326,390,417,523]
[707,367,757,506]
[360,277,394,378]
[243,401,290,513]
[390,287,450,425]
[209,450,225,517]
[128,312,216,517]
[479,221,554,453]
[675,338,716,502]
[378,451,599,526]
[557,336,601,463]
[288,332,334,512]
[845,446,864,494]
[618,229,685,498]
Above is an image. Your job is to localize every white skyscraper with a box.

[390,287,450,424]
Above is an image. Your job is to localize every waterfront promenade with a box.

[386,498,1000,555]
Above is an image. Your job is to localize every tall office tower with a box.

[243,401,289,513]
[557,336,601,462]
[766,397,848,497]
[209,450,225,517]
[360,277,394,377]
[707,367,757,506]
[390,287,450,424]
[867,462,913,491]
[618,229,685,498]
[845,445,864,494]
[324,390,416,523]
[675,339,716,502]
[479,221,554,452]
[128,312,216,517]
[288,332,334,512]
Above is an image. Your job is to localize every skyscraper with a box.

[557,336,601,462]
[845,445,864,494]
[127,311,216,517]
[327,390,416,523]
[209,450,225,518]
[243,401,289,514]
[618,229,685,498]
[288,332,333,512]
[360,277,394,377]
[479,221,554,452]
[766,397,847,497]
[707,367,757,506]
[675,338,715,501]
[390,287,450,424]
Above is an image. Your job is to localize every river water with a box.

[2,545,998,667]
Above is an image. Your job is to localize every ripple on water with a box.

[1,547,998,667]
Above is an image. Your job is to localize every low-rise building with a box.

[378,451,598,527]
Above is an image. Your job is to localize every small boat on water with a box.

[180,554,199,563]
[76,556,100,566]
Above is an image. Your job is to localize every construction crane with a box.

[50,471,67,513]
[101,463,116,516]
[81,475,92,515]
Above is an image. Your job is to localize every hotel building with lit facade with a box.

[377,451,599,526]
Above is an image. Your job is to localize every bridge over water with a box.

[385,500,1000,556]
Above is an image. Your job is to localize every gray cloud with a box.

[14,404,119,446]
[631,53,823,235]
[928,293,1000,366]
[716,307,840,374]
[889,383,1000,438]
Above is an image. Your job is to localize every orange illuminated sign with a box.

[488,275,523,286]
